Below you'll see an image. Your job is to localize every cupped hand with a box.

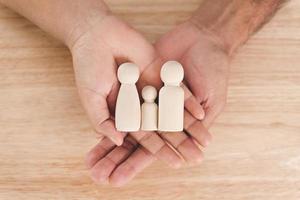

[156,20,230,128]
[70,14,157,145]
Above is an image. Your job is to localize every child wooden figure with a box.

[141,86,158,131]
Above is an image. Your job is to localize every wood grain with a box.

[0,0,300,199]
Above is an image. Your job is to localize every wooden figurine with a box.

[115,63,141,132]
[141,85,158,131]
[158,61,184,132]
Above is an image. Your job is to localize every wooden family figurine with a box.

[141,86,158,131]
[115,63,141,132]
[158,61,184,132]
[115,61,184,132]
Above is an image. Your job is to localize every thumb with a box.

[78,86,125,146]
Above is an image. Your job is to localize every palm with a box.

[156,21,230,127]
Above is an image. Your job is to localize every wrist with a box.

[190,0,287,56]
[189,1,251,56]
[63,1,111,49]
[0,0,110,49]
[187,19,230,56]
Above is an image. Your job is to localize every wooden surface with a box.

[1,0,300,199]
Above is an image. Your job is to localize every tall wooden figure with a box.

[115,63,141,132]
[141,86,158,131]
[158,61,184,132]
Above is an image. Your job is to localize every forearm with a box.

[0,0,110,47]
[191,0,289,55]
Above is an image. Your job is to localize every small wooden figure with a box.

[115,63,141,132]
[158,61,184,132]
[141,86,158,131]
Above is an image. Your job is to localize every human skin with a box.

[0,0,212,179]
[85,0,289,186]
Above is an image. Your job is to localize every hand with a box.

[83,19,214,187]
[71,15,211,186]
[156,20,230,128]
[71,14,150,145]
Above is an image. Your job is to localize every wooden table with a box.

[1,0,300,199]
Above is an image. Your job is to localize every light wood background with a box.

[0,0,300,199]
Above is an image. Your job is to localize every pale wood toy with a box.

[141,85,158,131]
[115,63,141,132]
[158,61,184,132]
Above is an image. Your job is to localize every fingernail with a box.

[194,111,205,121]
[199,111,205,120]
[111,137,123,146]
[203,135,212,147]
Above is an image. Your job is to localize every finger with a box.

[184,111,212,147]
[90,137,138,184]
[78,88,125,146]
[85,137,116,169]
[130,131,183,169]
[202,103,225,128]
[96,119,125,146]
[182,84,205,120]
[159,108,212,164]
[160,131,204,165]
[110,147,155,187]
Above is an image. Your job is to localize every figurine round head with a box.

[142,86,157,103]
[117,63,140,84]
[160,61,184,85]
